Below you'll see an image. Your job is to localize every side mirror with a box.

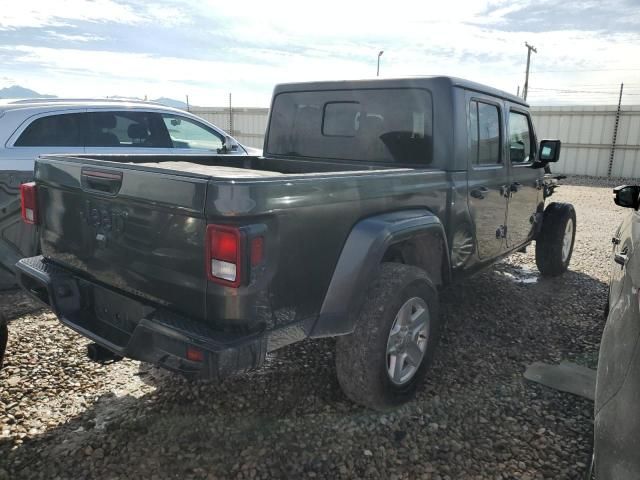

[613,185,640,209]
[217,136,240,154]
[539,139,561,163]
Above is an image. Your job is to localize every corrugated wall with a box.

[190,107,269,148]
[530,105,640,178]
[190,105,640,178]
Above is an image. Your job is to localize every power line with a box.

[530,67,640,73]
[528,87,640,95]
[563,83,640,87]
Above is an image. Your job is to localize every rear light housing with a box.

[206,225,243,287]
[20,182,38,224]
[206,224,265,287]
[186,346,204,362]
[250,236,264,266]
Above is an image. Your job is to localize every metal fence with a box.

[190,105,640,178]
[190,106,269,149]
[531,105,640,178]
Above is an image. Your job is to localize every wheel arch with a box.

[310,209,450,338]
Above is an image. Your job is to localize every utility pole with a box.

[608,82,624,177]
[377,50,384,77]
[185,94,190,112]
[522,42,537,101]
[516,85,520,97]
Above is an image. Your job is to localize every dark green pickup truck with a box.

[15,77,575,409]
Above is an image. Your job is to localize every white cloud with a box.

[0,0,140,29]
[0,0,189,30]
[44,31,106,42]
[2,0,640,105]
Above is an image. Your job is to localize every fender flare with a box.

[310,209,450,338]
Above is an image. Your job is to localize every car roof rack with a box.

[5,98,163,105]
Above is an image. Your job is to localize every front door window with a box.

[161,115,224,151]
[508,111,533,164]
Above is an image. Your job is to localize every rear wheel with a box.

[535,202,576,277]
[335,263,441,410]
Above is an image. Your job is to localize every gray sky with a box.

[2,0,640,106]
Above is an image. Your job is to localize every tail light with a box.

[207,225,242,287]
[206,224,265,287]
[20,182,38,224]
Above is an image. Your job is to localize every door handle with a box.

[81,168,123,195]
[615,250,629,267]
[470,187,489,199]
[510,182,522,193]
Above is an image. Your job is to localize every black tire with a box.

[535,202,576,277]
[335,263,441,410]
[0,313,7,371]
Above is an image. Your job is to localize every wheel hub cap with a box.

[386,297,430,386]
[562,219,573,262]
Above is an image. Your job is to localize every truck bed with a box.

[68,153,409,178]
[30,153,450,347]
[135,161,285,178]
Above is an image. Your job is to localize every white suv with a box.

[0,98,258,169]
[0,98,260,286]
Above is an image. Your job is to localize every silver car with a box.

[593,185,640,479]
[0,98,259,284]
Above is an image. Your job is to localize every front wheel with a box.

[535,202,577,277]
[335,263,441,410]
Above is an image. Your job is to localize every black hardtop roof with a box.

[272,76,528,107]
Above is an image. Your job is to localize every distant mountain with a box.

[0,85,188,109]
[0,85,56,99]
[105,95,188,110]
[152,97,188,110]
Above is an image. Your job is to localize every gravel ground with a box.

[0,181,625,480]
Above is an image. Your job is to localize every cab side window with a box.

[161,115,224,150]
[508,111,533,163]
[469,100,501,165]
[14,113,84,147]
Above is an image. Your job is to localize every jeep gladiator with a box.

[15,77,575,409]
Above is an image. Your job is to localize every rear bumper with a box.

[15,255,268,380]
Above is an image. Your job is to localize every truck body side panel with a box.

[312,209,449,337]
[203,169,450,333]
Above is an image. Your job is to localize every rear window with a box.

[266,88,433,165]
[14,113,84,147]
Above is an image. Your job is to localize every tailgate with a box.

[35,157,209,320]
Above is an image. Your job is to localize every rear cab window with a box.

[266,88,433,166]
